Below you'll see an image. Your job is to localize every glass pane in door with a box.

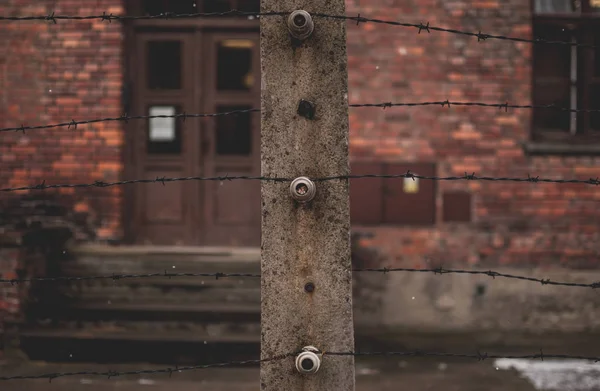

[589,86,600,130]
[195,1,259,13]
[147,41,182,90]
[203,0,232,12]
[533,0,579,13]
[215,105,252,155]
[217,40,254,91]
[594,32,600,77]
[142,0,198,15]
[236,0,260,12]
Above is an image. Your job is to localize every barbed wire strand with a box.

[0,10,284,21]
[2,267,598,290]
[2,172,599,193]
[349,101,600,112]
[2,101,599,134]
[315,13,600,49]
[353,267,600,289]
[0,11,597,49]
[0,271,261,284]
[0,352,293,382]
[326,350,600,362]
[2,349,598,381]
[0,108,260,133]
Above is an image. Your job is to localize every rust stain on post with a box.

[260,1,355,390]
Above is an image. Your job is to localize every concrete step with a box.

[27,318,261,336]
[21,245,262,364]
[52,283,261,305]
[19,328,260,364]
[28,302,260,323]
[64,244,261,275]
[55,245,261,289]
[20,327,260,343]
[58,262,261,278]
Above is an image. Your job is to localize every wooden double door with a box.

[125,21,260,246]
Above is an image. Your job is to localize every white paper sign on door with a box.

[149,106,176,142]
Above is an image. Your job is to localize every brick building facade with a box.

[347,0,600,270]
[2,0,600,354]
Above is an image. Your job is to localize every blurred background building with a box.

[1,0,600,365]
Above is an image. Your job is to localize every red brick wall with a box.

[346,0,600,268]
[0,0,124,240]
[0,0,124,342]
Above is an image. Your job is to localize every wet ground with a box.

[5,331,600,390]
[0,356,551,391]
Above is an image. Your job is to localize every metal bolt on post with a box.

[260,1,355,391]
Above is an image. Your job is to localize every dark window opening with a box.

[534,0,579,14]
[203,0,260,13]
[141,0,198,15]
[590,86,600,129]
[532,0,600,143]
[203,0,233,13]
[215,105,252,155]
[236,0,261,12]
[147,41,182,90]
[217,40,254,91]
[138,1,260,16]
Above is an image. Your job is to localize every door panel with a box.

[199,32,260,246]
[214,104,253,156]
[127,27,260,247]
[132,32,197,245]
[144,170,185,222]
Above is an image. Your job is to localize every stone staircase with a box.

[19,245,261,365]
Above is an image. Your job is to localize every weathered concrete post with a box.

[260,1,355,390]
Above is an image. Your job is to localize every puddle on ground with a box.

[495,359,600,391]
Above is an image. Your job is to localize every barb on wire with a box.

[0,10,285,22]
[352,267,600,290]
[3,100,598,134]
[0,10,596,49]
[0,271,261,285]
[0,108,260,134]
[0,175,283,192]
[0,353,294,382]
[349,101,600,114]
[2,172,599,193]
[314,13,600,49]
[3,267,598,291]
[326,350,600,362]
[317,172,600,186]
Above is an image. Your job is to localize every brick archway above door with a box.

[123,1,260,246]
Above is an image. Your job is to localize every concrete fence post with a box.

[260,1,355,390]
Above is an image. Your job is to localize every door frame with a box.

[121,6,260,245]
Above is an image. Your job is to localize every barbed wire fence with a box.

[1,5,600,387]
[2,350,600,382]
[2,9,600,48]
[4,101,600,134]
[2,266,599,289]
